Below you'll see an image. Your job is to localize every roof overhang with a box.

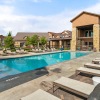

[70,11,100,22]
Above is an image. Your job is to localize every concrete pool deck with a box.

[0,51,99,100]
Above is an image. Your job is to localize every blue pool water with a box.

[0,52,89,78]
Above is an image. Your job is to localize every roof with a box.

[49,30,72,40]
[70,11,100,22]
[14,32,49,41]
[0,35,5,38]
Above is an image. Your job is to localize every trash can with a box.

[92,76,100,86]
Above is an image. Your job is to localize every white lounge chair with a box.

[84,63,100,70]
[92,59,100,64]
[21,89,61,100]
[53,77,94,98]
[7,50,16,55]
[94,58,100,60]
[76,67,100,76]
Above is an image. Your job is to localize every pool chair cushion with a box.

[54,77,94,98]
[88,83,100,100]
[77,67,100,76]
[21,89,61,100]
[84,63,100,70]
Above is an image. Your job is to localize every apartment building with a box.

[71,11,100,51]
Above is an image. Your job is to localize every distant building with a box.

[14,31,72,49]
[0,35,5,46]
[14,32,49,47]
[49,30,72,49]
[70,11,100,51]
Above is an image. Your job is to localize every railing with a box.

[78,36,93,38]
[47,45,70,50]
[77,45,93,51]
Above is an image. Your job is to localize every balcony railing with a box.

[77,45,93,51]
[47,45,70,50]
[78,36,93,39]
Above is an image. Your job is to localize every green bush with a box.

[11,48,16,52]
[24,47,32,52]
[64,48,70,50]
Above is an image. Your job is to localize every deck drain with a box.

[6,76,19,82]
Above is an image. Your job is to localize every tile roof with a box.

[14,32,49,41]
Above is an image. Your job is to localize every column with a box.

[93,24,100,52]
[50,41,53,48]
[59,40,62,48]
[71,27,78,51]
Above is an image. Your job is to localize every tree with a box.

[31,35,40,49]
[4,32,15,50]
[40,36,47,49]
[8,31,12,36]
[25,36,31,46]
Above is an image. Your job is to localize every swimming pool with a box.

[0,51,89,78]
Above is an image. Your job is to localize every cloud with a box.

[32,0,52,3]
[0,1,100,36]
[0,0,15,4]
[85,2,100,13]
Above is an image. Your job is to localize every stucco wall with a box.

[72,13,99,27]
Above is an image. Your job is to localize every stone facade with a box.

[71,28,77,51]
[93,24,100,52]
[71,11,100,52]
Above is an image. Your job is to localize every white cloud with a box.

[85,3,100,13]
[0,0,15,4]
[32,0,52,3]
[0,1,100,36]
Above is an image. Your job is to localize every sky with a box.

[0,0,100,36]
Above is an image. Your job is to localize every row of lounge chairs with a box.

[0,50,28,56]
[0,48,58,56]
[21,58,100,100]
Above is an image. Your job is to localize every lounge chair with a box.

[76,67,100,76]
[95,58,100,60]
[88,83,100,100]
[20,49,28,54]
[21,89,61,100]
[84,63,100,70]
[7,50,16,55]
[53,77,94,98]
[47,47,51,52]
[92,59,100,64]
[0,51,7,56]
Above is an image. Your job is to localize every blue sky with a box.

[0,0,100,35]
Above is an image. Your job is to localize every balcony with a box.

[78,30,93,39]
[78,36,93,39]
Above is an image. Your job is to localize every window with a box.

[89,42,93,45]
[85,30,93,37]
[85,31,88,37]
[85,42,88,45]
[89,31,93,37]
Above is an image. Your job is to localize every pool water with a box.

[0,52,89,78]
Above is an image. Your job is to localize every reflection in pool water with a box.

[0,52,89,78]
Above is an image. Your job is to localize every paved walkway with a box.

[0,52,99,100]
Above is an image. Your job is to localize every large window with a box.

[85,30,93,37]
